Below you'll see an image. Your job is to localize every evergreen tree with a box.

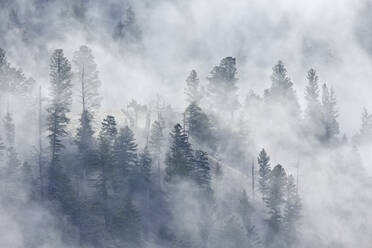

[184,101,216,150]
[304,69,323,138]
[258,149,271,204]
[193,150,212,193]
[165,124,194,182]
[73,45,101,114]
[0,48,34,101]
[283,175,301,247]
[321,83,339,142]
[207,57,240,118]
[95,115,118,241]
[112,126,138,195]
[139,146,152,186]
[265,61,300,117]
[266,164,287,237]
[46,49,73,200]
[185,70,203,104]
[149,118,165,187]
[354,108,372,143]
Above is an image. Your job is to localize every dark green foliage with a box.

[165,124,194,182]
[258,149,271,203]
[184,101,216,151]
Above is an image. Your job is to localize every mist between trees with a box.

[1,1,372,248]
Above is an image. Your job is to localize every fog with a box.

[0,0,371,247]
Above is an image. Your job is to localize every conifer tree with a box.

[46,49,73,200]
[139,146,152,186]
[193,150,211,193]
[304,69,323,137]
[354,108,372,143]
[266,164,287,235]
[321,83,339,142]
[73,45,101,114]
[207,57,240,118]
[165,124,194,182]
[185,70,203,104]
[95,115,118,239]
[258,149,271,204]
[184,101,216,150]
[0,48,34,101]
[265,60,300,117]
[149,118,165,186]
[112,126,138,195]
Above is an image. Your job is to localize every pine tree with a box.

[185,70,203,104]
[165,124,194,182]
[321,83,339,142]
[265,61,300,117]
[184,101,216,150]
[283,175,301,248]
[354,108,372,143]
[266,164,287,235]
[73,45,101,114]
[0,48,34,101]
[112,126,138,195]
[139,146,152,185]
[95,115,118,241]
[258,149,271,204]
[46,49,73,200]
[149,118,165,187]
[207,57,240,118]
[193,150,212,193]
[304,69,323,138]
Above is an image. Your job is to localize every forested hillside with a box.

[0,1,372,248]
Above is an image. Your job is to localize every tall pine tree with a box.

[165,124,194,182]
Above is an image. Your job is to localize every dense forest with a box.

[0,1,372,248]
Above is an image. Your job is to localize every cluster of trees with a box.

[1,42,371,248]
